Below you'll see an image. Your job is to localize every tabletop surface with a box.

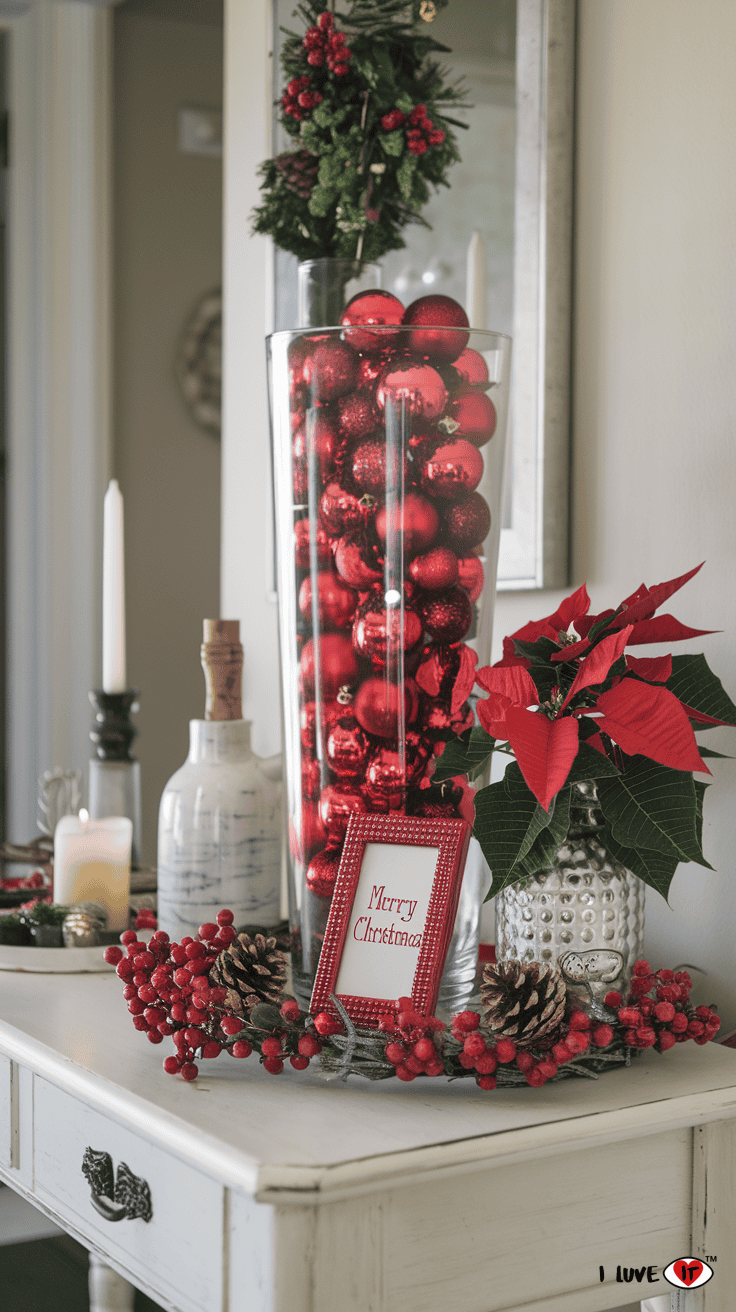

[2,971,736,1200]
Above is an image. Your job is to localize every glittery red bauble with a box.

[353,677,419,738]
[318,784,367,840]
[293,459,308,505]
[403,295,470,363]
[300,699,345,752]
[375,493,439,556]
[340,290,404,353]
[443,491,491,553]
[337,391,379,443]
[376,360,447,421]
[352,594,423,666]
[300,634,358,697]
[424,700,475,735]
[451,389,497,447]
[319,481,365,537]
[305,846,342,898]
[409,545,459,591]
[294,518,332,569]
[419,587,472,643]
[356,353,390,390]
[454,348,489,387]
[298,572,357,629]
[419,439,484,501]
[326,718,369,778]
[334,533,383,589]
[293,410,340,484]
[302,757,322,800]
[457,554,485,603]
[289,803,327,863]
[288,337,312,397]
[303,340,358,401]
[352,440,409,498]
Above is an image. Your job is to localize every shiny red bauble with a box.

[418,587,473,643]
[294,518,331,568]
[352,440,410,498]
[289,803,326,863]
[301,757,322,800]
[333,533,383,588]
[305,846,343,898]
[300,634,358,697]
[403,294,470,363]
[300,699,344,752]
[375,360,447,421]
[293,410,340,482]
[318,784,367,840]
[337,390,379,443]
[375,493,439,556]
[419,438,484,501]
[298,571,357,629]
[450,389,497,447]
[442,491,491,553]
[319,481,365,536]
[409,545,459,591]
[340,289,405,353]
[457,554,485,603]
[303,340,358,400]
[352,594,423,666]
[363,745,408,810]
[353,677,419,737]
[454,347,489,387]
[326,718,369,778]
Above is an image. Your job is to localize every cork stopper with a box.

[201,620,243,721]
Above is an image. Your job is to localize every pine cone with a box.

[480,959,566,1048]
[209,933,287,1018]
[275,150,319,200]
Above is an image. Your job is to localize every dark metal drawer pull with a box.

[82,1147,153,1222]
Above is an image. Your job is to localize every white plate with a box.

[0,943,115,973]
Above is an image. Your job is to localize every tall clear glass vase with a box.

[268,285,511,1008]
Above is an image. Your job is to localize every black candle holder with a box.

[88,690,142,864]
[89,689,140,761]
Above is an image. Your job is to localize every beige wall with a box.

[114,3,223,863]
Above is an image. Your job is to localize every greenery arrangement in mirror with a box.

[434,563,736,903]
[251,0,468,262]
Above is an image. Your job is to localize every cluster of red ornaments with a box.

[606,961,720,1051]
[286,292,497,901]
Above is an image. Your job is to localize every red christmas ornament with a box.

[289,803,327,863]
[293,410,340,484]
[294,518,331,568]
[376,360,447,422]
[352,594,423,666]
[363,745,408,810]
[305,846,342,898]
[300,634,358,697]
[340,289,405,353]
[419,439,484,501]
[375,493,439,556]
[409,545,459,591]
[402,295,470,363]
[318,784,367,840]
[288,337,313,397]
[337,391,379,443]
[419,587,472,643]
[443,491,491,553]
[356,353,390,390]
[303,340,358,401]
[334,533,383,588]
[353,677,419,737]
[457,554,485,603]
[450,389,497,447]
[319,481,365,536]
[301,757,322,800]
[352,439,410,498]
[300,699,344,752]
[326,718,369,778]
[293,458,308,504]
[298,572,357,629]
[454,347,489,387]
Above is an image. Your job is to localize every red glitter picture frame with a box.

[310,812,471,1027]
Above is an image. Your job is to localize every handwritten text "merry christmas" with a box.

[352,884,423,948]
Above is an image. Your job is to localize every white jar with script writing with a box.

[53,813,132,931]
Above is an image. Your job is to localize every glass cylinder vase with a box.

[268,320,511,1007]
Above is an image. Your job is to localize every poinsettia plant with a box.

[434,564,736,902]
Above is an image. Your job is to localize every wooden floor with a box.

[0,1236,165,1312]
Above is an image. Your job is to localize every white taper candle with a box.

[102,479,126,693]
[466,229,488,330]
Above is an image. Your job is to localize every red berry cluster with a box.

[282,74,323,122]
[376,996,447,1080]
[135,907,157,932]
[607,961,720,1052]
[448,1008,613,1090]
[380,104,446,155]
[303,11,352,74]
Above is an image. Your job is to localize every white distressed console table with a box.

[1,970,735,1312]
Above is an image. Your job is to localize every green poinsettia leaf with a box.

[603,829,680,904]
[694,778,708,851]
[432,726,496,783]
[512,635,562,665]
[665,653,736,726]
[564,741,621,783]
[695,745,732,759]
[473,777,540,897]
[596,757,712,870]
[512,784,573,879]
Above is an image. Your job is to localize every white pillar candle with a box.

[54,811,132,932]
[102,479,126,693]
[466,229,488,330]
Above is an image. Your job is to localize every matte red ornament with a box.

[418,587,472,643]
[353,676,419,737]
[443,491,491,552]
[340,289,404,353]
[298,572,357,629]
[294,518,332,568]
[419,438,484,501]
[352,594,423,666]
[319,481,365,536]
[326,718,369,778]
[333,533,383,588]
[409,545,459,591]
[303,340,358,401]
[454,347,489,387]
[300,634,359,697]
[375,493,439,556]
[300,699,344,752]
[376,360,447,421]
[403,294,470,363]
[450,389,497,447]
[337,391,379,443]
[305,846,343,898]
[352,439,409,498]
[293,410,340,482]
[318,783,367,840]
[457,554,485,603]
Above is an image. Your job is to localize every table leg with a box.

[88,1252,135,1312]
[691,1118,736,1312]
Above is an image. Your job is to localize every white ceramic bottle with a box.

[157,620,281,939]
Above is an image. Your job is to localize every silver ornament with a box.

[62,902,108,947]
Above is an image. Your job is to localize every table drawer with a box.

[33,1077,223,1312]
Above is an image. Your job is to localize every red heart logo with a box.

[676,1260,703,1285]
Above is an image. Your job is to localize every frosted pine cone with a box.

[209,933,287,1018]
[481,960,566,1048]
